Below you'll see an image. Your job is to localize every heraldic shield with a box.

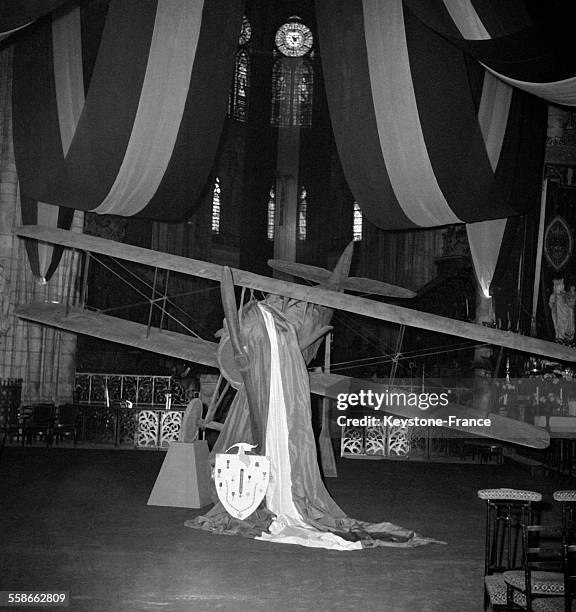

[215,443,270,520]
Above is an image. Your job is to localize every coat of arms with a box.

[545,216,573,271]
[214,443,270,520]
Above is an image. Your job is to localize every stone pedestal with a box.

[148,440,212,508]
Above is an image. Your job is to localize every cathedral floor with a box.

[0,446,570,611]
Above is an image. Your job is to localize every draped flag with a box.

[315,0,569,231]
[426,0,576,298]
[188,301,441,549]
[19,6,84,282]
[437,0,517,298]
[12,0,244,221]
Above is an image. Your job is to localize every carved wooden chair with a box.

[524,492,576,611]
[528,541,576,612]
[54,404,80,446]
[1,401,22,445]
[554,492,576,539]
[504,524,565,611]
[22,403,55,446]
[478,488,542,610]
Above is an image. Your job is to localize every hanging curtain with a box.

[0,46,81,403]
[434,0,557,300]
[466,71,510,298]
[315,0,561,231]
[20,6,83,283]
[0,0,73,41]
[12,0,243,221]
[433,0,513,298]
[407,0,576,106]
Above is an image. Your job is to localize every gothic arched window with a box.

[228,16,251,122]
[353,201,363,242]
[211,177,221,234]
[298,186,307,240]
[270,58,313,128]
[267,185,275,241]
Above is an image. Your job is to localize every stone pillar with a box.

[273,127,300,279]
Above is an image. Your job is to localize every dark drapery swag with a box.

[315,0,571,231]
[0,0,72,38]
[12,0,244,221]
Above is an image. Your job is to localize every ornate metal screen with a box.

[74,373,188,448]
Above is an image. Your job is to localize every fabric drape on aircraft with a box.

[188,300,440,548]
[12,0,243,221]
[315,0,564,230]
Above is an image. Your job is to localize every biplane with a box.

[16,224,572,457]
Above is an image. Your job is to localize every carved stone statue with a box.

[549,278,575,341]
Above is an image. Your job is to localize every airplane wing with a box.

[309,371,549,449]
[15,225,576,363]
[18,303,545,448]
[16,302,219,368]
[268,259,416,298]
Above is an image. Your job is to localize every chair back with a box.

[564,544,576,612]
[554,491,576,542]
[6,401,20,426]
[478,489,542,575]
[29,404,55,426]
[523,525,564,572]
[518,524,565,610]
[56,404,79,426]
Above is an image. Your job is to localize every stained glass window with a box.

[353,201,362,242]
[267,185,275,240]
[238,14,252,46]
[298,186,307,240]
[228,16,251,122]
[211,177,221,234]
[270,57,313,127]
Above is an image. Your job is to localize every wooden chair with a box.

[478,488,542,610]
[554,492,576,538]
[527,492,576,611]
[504,524,564,611]
[0,401,22,445]
[54,404,80,446]
[22,404,55,446]
[530,542,576,611]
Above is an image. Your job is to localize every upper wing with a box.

[268,259,416,298]
[16,225,576,363]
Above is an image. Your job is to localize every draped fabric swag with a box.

[12,0,243,221]
[0,48,82,403]
[20,7,83,282]
[0,1,71,41]
[10,0,573,235]
[315,0,572,232]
